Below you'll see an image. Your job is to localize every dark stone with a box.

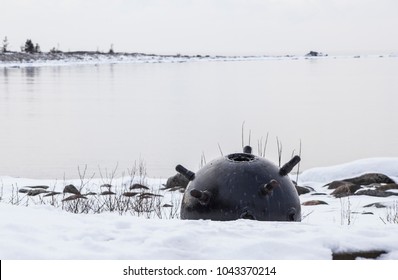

[295,186,312,195]
[363,202,387,208]
[332,250,387,260]
[24,185,49,190]
[306,51,319,56]
[324,174,395,199]
[122,192,139,197]
[100,191,116,195]
[83,192,97,196]
[18,189,29,194]
[377,183,398,191]
[162,173,189,190]
[325,180,355,190]
[62,194,87,202]
[164,186,186,192]
[343,173,395,186]
[137,192,163,198]
[331,184,362,197]
[311,192,327,196]
[27,189,49,196]
[43,191,61,197]
[129,183,149,190]
[63,184,80,195]
[302,200,328,206]
[355,190,398,197]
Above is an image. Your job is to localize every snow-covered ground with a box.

[1,158,398,260]
[1,51,396,68]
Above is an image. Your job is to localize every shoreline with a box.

[1,51,396,68]
[1,157,397,185]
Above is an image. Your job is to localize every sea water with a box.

[1,56,397,179]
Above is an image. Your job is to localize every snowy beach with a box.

[0,51,254,68]
[1,158,398,260]
[1,50,395,69]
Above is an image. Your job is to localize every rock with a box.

[364,202,387,208]
[332,250,387,260]
[123,192,140,197]
[27,189,49,196]
[305,51,328,57]
[311,193,327,196]
[138,194,153,199]
[331,184,362,197]
[62,194,87,202]
[376,183,398,191]
[161,173,189,190]
[355,190,398,197]
[18,189,30,194]
[43,191,61,197]
[24,185,49,190]
[63,184,80,195]
[165,186,186,192]
[302,200,328,206]
[325,180,355,190]
[129,183,149,190]
[137,192,163,198]
[306,51,319,57]
[100,191,116,195]
[343,173,395,186]
[295,186,312,195]
[324,174,395,198]
[83,192,97,196]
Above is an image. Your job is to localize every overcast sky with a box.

[1,0,397,55]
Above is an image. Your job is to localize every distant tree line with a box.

[1,36,116,54]
[22,39,41,53]
[1,36,9,52]
[1,37,42,54]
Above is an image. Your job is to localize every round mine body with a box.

[180,153,301,221]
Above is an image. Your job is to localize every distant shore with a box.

[0,51,210,66]
[0,51,396,68]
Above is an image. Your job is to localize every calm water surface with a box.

[1,57,397,179]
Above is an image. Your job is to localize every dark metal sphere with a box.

[179,150,301,221]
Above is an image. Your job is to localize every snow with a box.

[1,158,398,260]
[0,52,393,68]
[298,157,398,184]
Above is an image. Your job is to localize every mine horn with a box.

[190,189,212,206]
[259,179,279,196]
[243,145,252,154]
[279,155,301,176]
[176,164,195,181]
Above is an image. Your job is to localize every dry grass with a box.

[6,161,181,219]
[380,201,398,224]
[340,197,354,225]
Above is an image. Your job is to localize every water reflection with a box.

[1,68,9,97]
[23,67,40,84]
[0,58,397,179]
[24,66,36,76]
[2,67,9,78]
